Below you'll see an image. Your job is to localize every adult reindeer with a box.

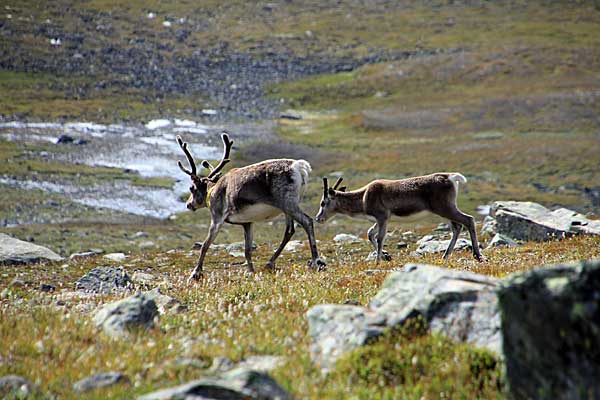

[315,174,484,263]
[177,132,326,282]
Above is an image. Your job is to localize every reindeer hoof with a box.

[381,251,392,262]
[475,254,486,262]
[309,258,327,271]
[187,271,202,284]
[265,261,276,271]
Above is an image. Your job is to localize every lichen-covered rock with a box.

[0,233,63,265]
[369,264,501,353]
[94,293,158,338]
[76,267,134,294]
[137,367,291,400]
[307,305,386,373]
[73,372,129,392]
[490,201,600,241]
[498,260,600,400]
[306,264,501,372]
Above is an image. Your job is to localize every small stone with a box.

[10,278,25,287]
[73,372,129,392]
[131,231,148,239]
[104,253,127,262]
[69,250,103,260]
[132,272,156,285]
[39,283,56,292]
[0,375,38,397]
[144,288,186,315]
[333,233,361,243]
[486,233,519,249]
[138,241,155,249]
[396,242,408,249]
[237,355,285,372]
[283,240,303,252]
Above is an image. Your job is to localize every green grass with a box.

[0,71,206,122]
[1,236,599,399]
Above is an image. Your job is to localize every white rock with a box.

[201,109,218,116]
[174,119,196,127]
[283,240,304,252]
[162,20,172,27]
[333,233,361,243]
[145,119,171,130]
[103,253,127,262]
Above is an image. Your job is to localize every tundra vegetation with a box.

[1,0,600,398]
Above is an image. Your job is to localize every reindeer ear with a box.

[338,186,347,192]
[328,188,336,196]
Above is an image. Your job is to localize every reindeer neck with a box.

[335,189,365,215]
[205,180,219,208]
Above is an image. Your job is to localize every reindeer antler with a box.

[322,177,329,198]
[207,131,234,182]
[332,176,344,190]
[176,135,197,176]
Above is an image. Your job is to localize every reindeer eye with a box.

[189,186,194,192]
[320,201,325,207]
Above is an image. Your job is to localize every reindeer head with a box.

[315,176,346,223]
[176,132,233,211]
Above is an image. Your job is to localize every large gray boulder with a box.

[94,293,158,338]
[307,264,501,372]
[498,260,600,400]
[0,234,63,265]
[307,305,386,373]
[138,367,291,400]
[490,201,600,241]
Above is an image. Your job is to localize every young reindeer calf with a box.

[315,174,484,263]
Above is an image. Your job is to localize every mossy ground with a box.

[2,235,600,399]
[2,0,600,398]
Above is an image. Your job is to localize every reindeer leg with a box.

[367,223,378,250]
[375,217,389,264]
[188,219,224,283]
[443,221,463,259]
[435,206,484,262]
[242,223,255,273]
[369,222,391,262]
[289,208,326,270]
[462,213,485,262]
[266,216,295,270]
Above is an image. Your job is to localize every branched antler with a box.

[207,131,234,182]
[176,135,197,176]
[332,176,344,190]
